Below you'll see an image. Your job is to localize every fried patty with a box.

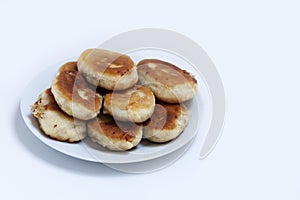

[137,59,198,103]
[77,48,138,90]
[87,114,143,151]
[103,85,155,123]
[143,103,190,143]
[31,88,87,142]
[51,61,102,120]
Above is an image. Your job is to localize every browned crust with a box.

[129,86,154,111]
[144,103,187,130]
[104,85,155,111]
[54,62,102,111]
[31,88,73,119]
[137,59,197,86]
[104,91,130,110]
[88,115,141,142]
[31,88,60,118]
[41,129,81,143]
[31,88,84,143]
[78,49,135,76]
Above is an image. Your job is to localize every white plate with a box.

[20,49,213,164]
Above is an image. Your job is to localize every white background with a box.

[1,0,300,199]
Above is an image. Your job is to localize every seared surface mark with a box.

[31,88,87,143]
[137,59,197,86]
[105,86,154,111]
[128,86,154,111]
[54,62,101,111]
[103,85,155,123]
[145,103,186,130]
[78,49,134,76]
[31,88,64,118]
[89,115,140,142]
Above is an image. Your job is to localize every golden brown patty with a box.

[87,114,143,151]
[103,85,155,123]
[137,59,198,103]
[51,61,102,120]
[77,48,138,90]
[143,103,190,143]
[31,88,87,142]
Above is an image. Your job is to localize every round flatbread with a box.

[137,59,197,103]
[31,88,87,142]
[87,114,143,151]
[143,103,190,143]
[77,48,138,90]
[103,85,155,123]
[51,61,102,120]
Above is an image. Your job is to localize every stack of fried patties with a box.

[31,48,198,151]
